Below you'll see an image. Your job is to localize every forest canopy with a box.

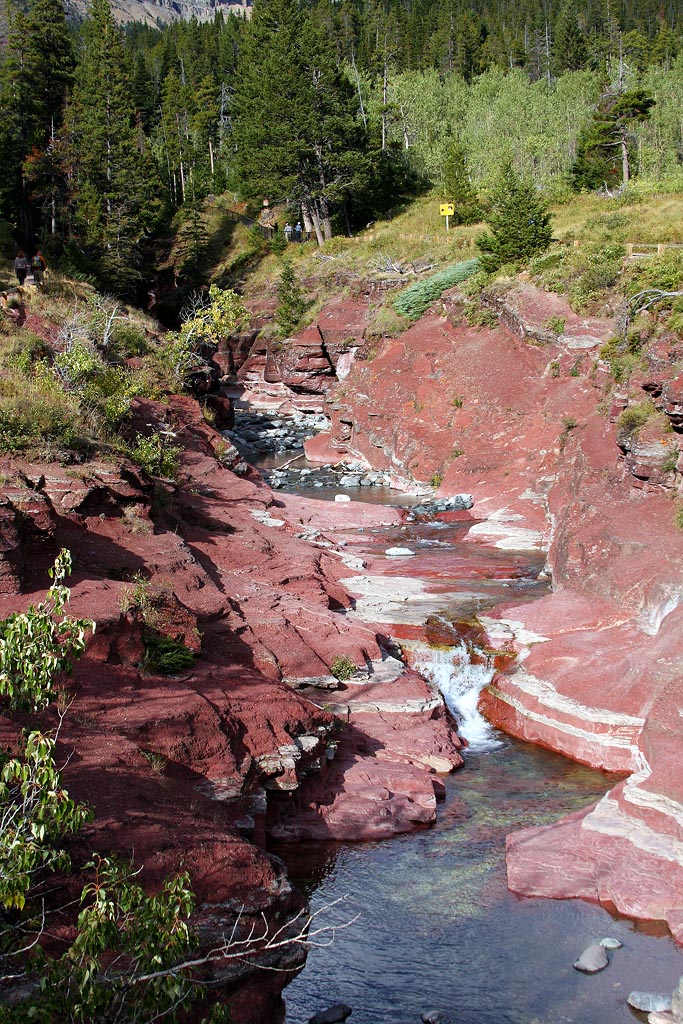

[0,0,680,293]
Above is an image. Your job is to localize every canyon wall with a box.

[297,280,683,942]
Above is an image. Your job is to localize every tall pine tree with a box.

[231,0,370,244]
[65,0,163,293]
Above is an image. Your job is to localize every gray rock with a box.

[309,1004,352,1024]
[671,975,683,1019]
[421,1013,452,1024]
[385,546,416,556]
[573,943,609,973]
[598,936,622,949]
[627,992,673,1013]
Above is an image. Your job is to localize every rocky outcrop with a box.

[0,390,462,1016]
[310,281,683,943]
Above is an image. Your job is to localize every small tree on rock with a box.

[276,258,307,338]
[476,162,552,273]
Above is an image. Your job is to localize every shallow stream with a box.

[235,407,683,1024]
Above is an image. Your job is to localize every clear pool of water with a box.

[277,741,683,1024]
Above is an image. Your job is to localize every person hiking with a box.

[14,250,28,286]
[294,221,302,243]
[31,250,46,287]
[284,222,293,243]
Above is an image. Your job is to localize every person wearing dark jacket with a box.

[14,251,28,286]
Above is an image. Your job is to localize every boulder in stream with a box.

[309,1005,352,1024]
[598,937,622,949]
[573,943,609,973]
[421,1012,452,1024]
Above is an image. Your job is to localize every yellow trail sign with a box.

[440,203,455,216]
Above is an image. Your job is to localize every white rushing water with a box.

[412,642,503,752]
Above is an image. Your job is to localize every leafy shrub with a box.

[545,316,566,334]
[661,447,679,474]
[617,401,653,435]
[0,548,93,712]
[109,321,150,358]
[393,259,480,321]
[130,432,181,478]
[330,655,357,681]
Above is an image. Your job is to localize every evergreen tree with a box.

[276,257,307,337]
[476,160,552,272]
[554,0,588,72]
[441,141,480,224]
[0,0,73,240]
[65,0,163,293]
[571,87,655,190]
[232,0,370,244]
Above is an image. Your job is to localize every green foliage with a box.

[24,855,198,1024]
[661,447,679,474]
[142,631,195,675]
[545,316,566,334]
[130,433,181,479]
[441,143,480,225]
[179,286,246,347]
[0,549,93,712]
[330,655,357,681]
[476,161,552,273]
[572,89,655,191]
[393,259,480,320]
[617,401,654,435]
[429,472,443,487]
[275,258,307,338]
[675,505,683,531]
[0,730,92,910]
[232,0,371,243]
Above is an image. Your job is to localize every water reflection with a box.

[277,743,683,1024]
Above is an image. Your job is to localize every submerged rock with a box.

[309,1004,352,1024]
[573,943,609,973]
[627,992,673,1013]
[421,1013,452,1024]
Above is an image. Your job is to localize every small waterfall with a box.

[412,643,503,752]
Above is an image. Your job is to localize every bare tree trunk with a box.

[209,139,214,176]
[381,60,388,151]
[621,126,630,184]
[350,53,367,130]
[303,199,324,246]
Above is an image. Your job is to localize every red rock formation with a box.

[0,391,462,1016]
[307,280,683,942]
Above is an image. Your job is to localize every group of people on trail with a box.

[283,221,303,243]
[14,250,47,287]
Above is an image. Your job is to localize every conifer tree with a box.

[276,257,307,337]
[571,88,655,190]
[232,0,369,244]
[65,0,163,293]
[554,0,588,72]
[476,160,552,272]
[441,142,480,225]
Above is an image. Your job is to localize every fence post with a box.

[657,244,666,255]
